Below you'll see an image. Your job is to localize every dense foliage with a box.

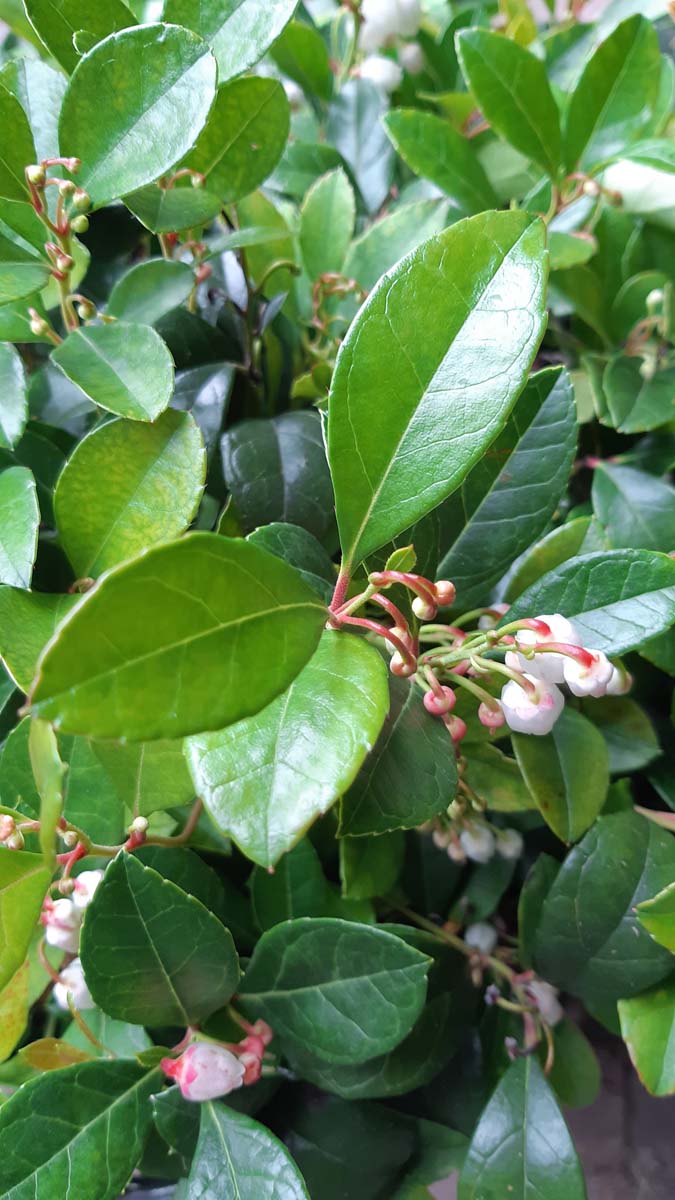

[0,0,674,1196]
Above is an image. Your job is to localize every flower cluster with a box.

[40,870,103,1012]
[357,0,425,93]
[161,1020,274,1102]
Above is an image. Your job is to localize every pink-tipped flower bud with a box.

[6,830,25,850]
[248,1019,273,1046]
[29,313,50,337]
[412,596,436,621]
[43,897,82,954]
[129,816,149,835]
[446,715,467,745]
[238,1050,262,1086]
[0,815,16,842]
[58,179,76,198]
[390,652,415,677]
[72,869,104,911]
[26,163,46,186]
[55,251,74,273]
[434,580,456,607]
[161,1042,245,1102]
[76,299,96,321]
[478,702,505,729]
[54,958,94,1010]
[563,649,613,698]
[501,675,564,736]
[63,157,81,173]
[424,686,456,717]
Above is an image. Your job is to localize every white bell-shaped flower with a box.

[526,980,564,1026]
[54,958,95,1011]
[465,922,498,954]
[72,869,104,911]
[360,54,403,94]
[508,613,582,683]
[44,898,82,955]
[501,674,564,735]
[161,1042,245,1102]
[563,649,613,697]
[460,825,496,864]
[495,829,524,861]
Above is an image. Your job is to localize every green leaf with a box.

[173,362,234,460]
[221,410,335,546]
[543,1017,601,1110]
[434,367,577,608]
[185,76,290,202]
[340,832,405,901]
[326,80,394,214]
[187,1101,310,1199]
[0,343,27,450]
[123,183,223,233]
[107,258,195,324]
[464,742,534,814]
[0,466,39,589]
[299,168,355,281]
[504,517,598,602]
[564,16,661,171]
[513,708,609,843]
[52,323,175,422]
[247,523,335,602]
[55,409,206,577]
[0,85,36,202]
[456,30,562,177]
[186,631,389,868]
[589,696,661,773]
[0,961,28,1065]
[592,462,675,551]
[24,0,137,74]
[0,232,50,306]
[619,979,675,1096]
[0,588,78,692]
[251,839,331,930]
[338,676,457,837]
[272,19,333,101]
[30,533,327,741]
[599,356,675,434]
[637,881,675,952]
[239,918,431,1065]
[384,109,497,214]
[0,849,50,990]
[327,210,547,569]
[458,1057,586,1199]
[92,738,194,818]
[58,24,217,208]
[28,718,65,866]
[80,851,240,1025]
[548,231,597,270]
[504,548,675,655]
[518,853,560,970]
[533,811,675,1004]
[0,1059,159,1199]
[342,199,450,295]
[163,0,299,81]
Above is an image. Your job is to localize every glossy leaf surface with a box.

[186,76,290,202]
[187,1102,309,1199]
[0,466,38,588]
[24,0,137,74]
[163,0,299,81]
[52,322,174,422]
[0,849,50,990]
[619,979,675,1096]
[0,342,26,450]
[513,708,609,843]
[0,588,78,692]
[384,109,497,214]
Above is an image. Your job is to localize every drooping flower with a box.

[161,1042,245,1102]
[465,922,498,954]
[54,958,95,1010]
[72,869,104,911]
[563,648,613,697]
[500,675,564,735]
[460,824,496,864]
[43,897,82,955]
[525,980,564,1026]
[360,54,404,94]
[495,829,524,861]
[507,613,582,683]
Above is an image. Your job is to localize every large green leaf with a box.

[54,410,206,577]
[299,168,355,281]
[0,343,27,450]
[271,18,333,101]
[456,30,562,177]
[80,852,240,1025]
[637,881,675,952]
[187,1102,309,1199]
[384,109,497,214]
[29,533,327,740]
[123,183,222,233]
[0,1059,159,1200]
[598,356,675,433]
[0,588,78,692]
[52,323,174,422]
[513,708,609,843]
[239,918,431,1065]
[327,210,547,569]
[247,523,335,603]
[504,517,601,602]
[592,462,675,552]
[434,367,577,607]
[458,1058,586,1199]
[0,849,50,990]
[619,978,675,1096]
[590,695,661,773]
[0,961,28,1065]
[163,0,299,81]
[0,232,50,306]
[505,549,675,655]
[185,631,390,868]
[342,199,451,295]
[58,24,217,208]
[107,258,194,324]
[250,839,331,931]
[24,0,137,74]
[534,811,675,1005]
[185,75,290,202]
[0,85,36,202]
[338,676,457,837]
[0,466,39,588]
[564,16,661,170]
[92,737,194,818]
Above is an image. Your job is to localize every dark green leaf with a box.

[23,0,137,74]
[92,738,194,818]
[251,838,331,930]
[0,232,50,306]
[107,258,194,324]
[0,466,39,588]
[619,978,675,1096]
[187,1101,309,1199]
[186,76,290,202]
[589,696,661,773]
[599,356,675,434]
[247,523,335,602]
[518,853,560,970]
[384,108,497,213]
[637,881,675,952]
[504,517,599,602]
[272,19,333,101]
[124,183,223,233]
[299,168,355,280]
[342,198,451,295]
[0,84,36,201]
[543,1018,601,1109]
[0,342,27,450]
[163,0,299,81]
[464,742,534,813]
[592,462,675,551]
[0,848,50,990]
[513,708,609,843]
[340,832,405,901]
[0,588,78,692]
[52,323,175,422]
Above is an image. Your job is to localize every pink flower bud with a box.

[54,958,94,1010]
[390,652,415,677]
[432,827,451,849]
[72,869,104,911]
[43,897,82,954]
[446,715,467,744]
[563,649,613,697]
[423,686,456,716]
[433,580,455,607]
[0,815,16,842]
[501,675,564,735]
[238,1051,262,1086]
[412,596,436,621]
[161,1042,245,1102]
[248,1019,273,1047]
[478,702,505,729]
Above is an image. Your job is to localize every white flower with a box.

[460,825,496,864]
[54,958,94,1011]
[465,922,498,954]
[507,613,582,683]
[432,827,451,849]
[359,0,398,51]
[399,41,425,74]
[360,54,403,94]
[501,675,564,736]
[526,980,564,1026]
[496,829,524,861]
[282,79,304,109]
[606,664,632,696]
[72,869,104,911]
[161,1042,245,1102]
[44,898,82,955]
[396,0,422,37]
[563,649,613,697]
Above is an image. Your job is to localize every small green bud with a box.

[76,299,96,320]
[71,214,90,234]
[30,313,50,336]
[191,172,206,188]
[55,251,74,273]
[61,829,79,849]
[26,163,46,186]
[72,187,91,213]
[59,179,76,198]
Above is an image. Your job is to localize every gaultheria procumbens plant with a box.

[0,0,673,1195]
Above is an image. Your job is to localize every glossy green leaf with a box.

[58,24,218,208]
[0,232,50,306]
[564,16,661,170]
[0,343,27,450]
[384,109,497,214]
[52,322,175,422]
[505,549,675,655]
[435,367,577,607]
[458,1057,586,1199]
[544,1017,601,1110]
[0,849,50,990]
[548,231,597,270]
[599,356,675,434]
[107,258,194,324]
[340,832,405,901]
[456,30,561,177]
[186,631,389,868]
[80,852,240,1025]
[0,962,28,1065]
[24,0,137,74]
[619,979,675,1096]
[465,742,534,813]
[637,881,675,952]
[186,76,290,202]
[92,738,194,818]
[342,198,451,295]
[187,1101,309,1199]
[55,409,205,577]
[325,79,394,214]
[504,517,599,602]
[592,462,675,551]
[0,588,78,692]
[239,918,431,1065]
[0,85,36,201]
[30,533,327,740]
[534,811,675,1004]
[163,0,299,81]
[272,19,333,101]
[299,168,355,281]
[247,523,335,602]
[124,183,223,233]
[328,210,547,569]
[513,708,609,843]
[0,466,39,589]
[250,838,331,930]
[339,676,457,837]
[518,853,560,970]
[172,361,234,460]
[589,696,661,773]
[0,1059,159,1200]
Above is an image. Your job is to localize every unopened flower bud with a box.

[646,288,664,311]
[399,41,425,74]
[72,869,104,910]
[248,1019,273,1046]
[63,157,81,173]
[76,299,97,320]
[582,179,600,197]
[465,921,498,954]
[526,979,563,1026]
[501,675,564,736]
[71,214,89,234]
[424,686,456,717]
[460,825,496,864]
[70,187,91,212]
[434,580,456,608]
[238,1050,262,1086]
[496,828,524,861]
[478,702,505,729]
[30,313,50,337]
[43,897,82,954]
[58,877,75,896]
[390,651,415,677]
[161,1042,245,1102]
[61,829,79,849]
[26,164,46,186]
[55,251,74,273]
[6,830,25,850]
[0,814,16,842]
[412,595,436,621]
[129,816,149,835]
[190,173,206,189]
[59,179,76,198]
[563,648,613,698]
[54,958,94,1010]
[606,664,632,696]
[432,827,451,849]
[446,715,467,744]
[360,53,403,94]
